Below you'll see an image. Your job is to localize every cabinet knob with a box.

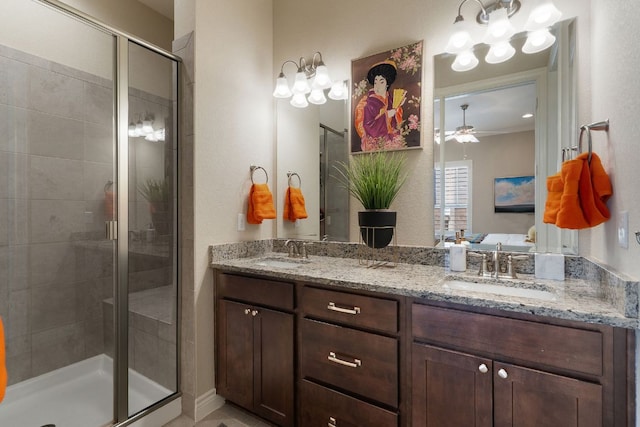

[498,368,508,379]
[478,363,488,374]
[328,416,337,427]
[244,308,251,315]
[251,309,259,317]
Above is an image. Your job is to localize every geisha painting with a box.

[351,41,423,153]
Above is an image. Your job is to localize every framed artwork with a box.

[351,41,423,153]
[494,175,535,213]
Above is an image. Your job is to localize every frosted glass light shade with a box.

[312,64,332,90]
[308,88,327,105]
[451,50,479,72]
[328,81,348,100]
[483,8,516,45]
[523,28,556,54]
[142,120,154,134]
[485,41,516,64]
[290,93,308,108]
[273,75,292,98]
[134,121,144,137]
[455,133,479,143]
[292,71,311,94]
[525,1,562,31]
[445,19,474,54]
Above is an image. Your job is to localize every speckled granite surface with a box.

[209,240,639,329]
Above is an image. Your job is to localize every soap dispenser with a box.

[449,232,467,272]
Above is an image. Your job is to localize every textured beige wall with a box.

[193,0,274,397]
[581,0,640,279]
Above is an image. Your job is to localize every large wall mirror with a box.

[276,88,350,241]
[434,18,577,254]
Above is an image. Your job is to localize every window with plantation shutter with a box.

[434,160,472,237]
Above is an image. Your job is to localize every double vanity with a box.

[210,240,637,426]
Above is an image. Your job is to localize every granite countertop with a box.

[211,252,639,329]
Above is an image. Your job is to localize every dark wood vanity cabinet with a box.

[411,303,630,427]
[215,273,295,427]
[214,269,634,427]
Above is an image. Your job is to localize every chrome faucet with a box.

[492,242,502,279]
[284,239,298,258]
[284,239,310,258]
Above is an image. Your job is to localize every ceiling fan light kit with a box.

[445,0,562,72]
[451,103,480,143]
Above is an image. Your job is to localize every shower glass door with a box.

[126,40,179,418]
[0,1,116,426]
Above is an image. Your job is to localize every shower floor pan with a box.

[0,354,171,427]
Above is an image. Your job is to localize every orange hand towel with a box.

[555,158,590,229]
[247,183,276,224]
[0,317,6,403]
[577,152,612,227]
[543,173,564,225]
[283,187,308,222]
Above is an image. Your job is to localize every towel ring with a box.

[287,172,301,188]
[579,119,609,165]
[250,165,268,184]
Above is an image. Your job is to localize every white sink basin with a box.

[443,280,558,302]
[253,257,309,269]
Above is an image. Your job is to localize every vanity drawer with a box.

[300,286,398,334]
[300,319,398,407]
[216,273,294,311]
[412,304,604,376]
[299,379,398,427]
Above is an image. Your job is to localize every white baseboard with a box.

[195,388,225,422]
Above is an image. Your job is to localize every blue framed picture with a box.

[494,175,535,213]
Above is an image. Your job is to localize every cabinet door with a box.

[412,343,492,427]
[493,361,603,427]
[253,307,295,427]
[216,299,254,410]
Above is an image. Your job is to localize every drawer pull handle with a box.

[328,416,337,427]
[498,368,508,379]
[251,309,259,317]
[478,363,488,374]
[244,308,251,315]
[328,351,361,368]
[327,302,361,315]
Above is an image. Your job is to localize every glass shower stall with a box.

[0,0,180,425]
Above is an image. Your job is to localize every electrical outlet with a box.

[237,213,246,231]
[618,211,629,249]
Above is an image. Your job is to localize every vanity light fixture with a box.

[445,0,561,72]
[273,52,335,108]
[127,113,166,142]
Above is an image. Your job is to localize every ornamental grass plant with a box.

[333,150,407,210]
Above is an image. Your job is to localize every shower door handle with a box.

[106,220,118,240]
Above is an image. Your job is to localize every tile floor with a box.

[163,403,276,427]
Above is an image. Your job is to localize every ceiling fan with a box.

[447,103,479,143]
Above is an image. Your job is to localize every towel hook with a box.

[250,165,268,184]
[287,172,301,188]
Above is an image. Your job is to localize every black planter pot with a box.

[358,210,396,249]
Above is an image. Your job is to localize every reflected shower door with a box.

[126,41,179,417]
[0,1,116,426]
